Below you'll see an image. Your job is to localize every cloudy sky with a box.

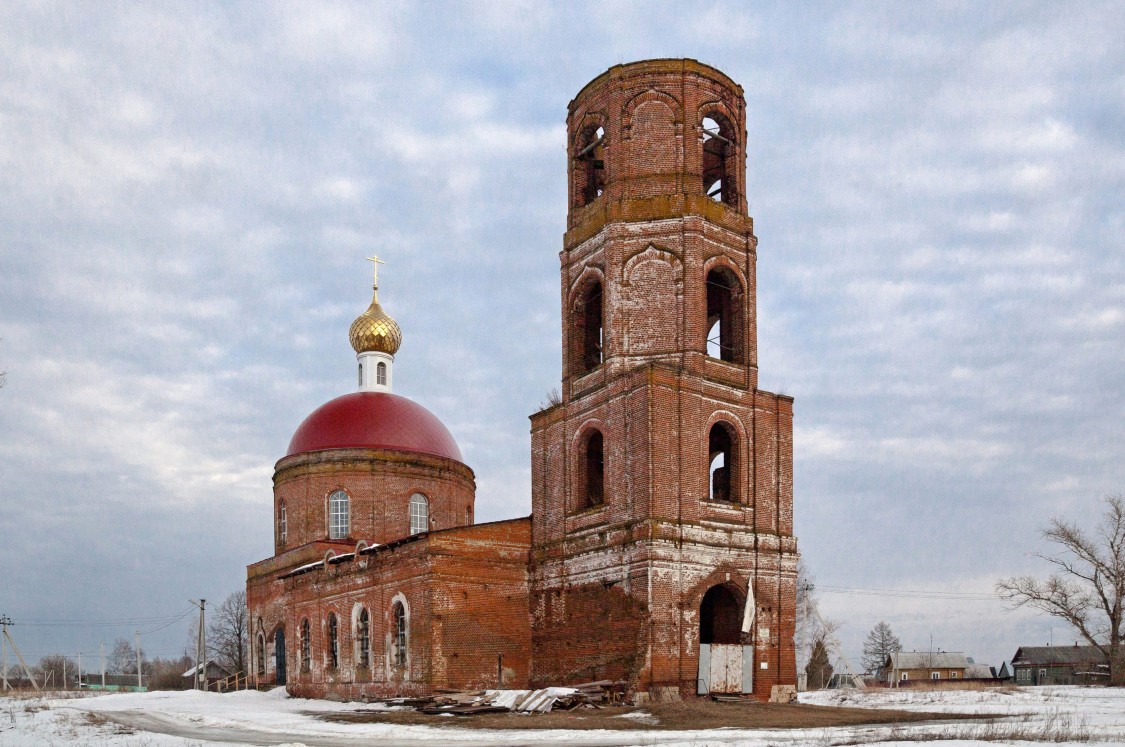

[1,2,1122,673]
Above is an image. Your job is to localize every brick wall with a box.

[248,518,531,699]
[530,59,798,700]
[272,447,476,552]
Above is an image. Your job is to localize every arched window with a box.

[392,601,408,668]
[328,490,350,540]
[700,584,742,644]
[701,113,737,205]
[376,361,387,386]
[274,627,287,685]
[709,421,737,503]
[574,124,605,207]
[355,607,370,668]
[256,632,266,676]
[409,493,429,535]
[705,267,745,364]
[579,429,604,509]
[278,500,288,545]
[299,618,311,672]
[327,613,338,669]
[358,362,363,387]
[571,277,603,375]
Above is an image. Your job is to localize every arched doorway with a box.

[274,627,287,685]
[697,583,751,695]
[700,585,741,644]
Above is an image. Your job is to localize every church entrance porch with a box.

[696,584,752,695]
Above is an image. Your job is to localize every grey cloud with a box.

[0,1,1122,670]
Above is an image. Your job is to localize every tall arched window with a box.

[701,112,738,205]
[574,124,605,207]
[256,632,265,676]
[579,429,605,509]
[376,361,387,386]
[705,267,745,364]
[409,493,429,535]
[571,277,603,375]
[708,421,737,503]
[277,499,288,545]
[355,607,370,668]
[273,627,287,685]
[327,613,338,669]
[299,618,311,672]
[392,601,408,668]
[328,490,350,540]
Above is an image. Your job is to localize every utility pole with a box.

[135,630,143,690]
[100,641,106,688]
[797,582,811,691]
[1,618,7,691]
[1,615,39,691]
[190,599,206,690]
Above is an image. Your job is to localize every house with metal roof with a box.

[880,651,970,684]
[1010,645,1108,685]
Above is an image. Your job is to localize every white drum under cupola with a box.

[348,267,402,394]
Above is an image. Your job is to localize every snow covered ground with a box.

[1,685,1124,746]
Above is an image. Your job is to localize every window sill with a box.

[569,502,607,518]
[700,499,744,511]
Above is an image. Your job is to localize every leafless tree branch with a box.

[997,494,1125,683]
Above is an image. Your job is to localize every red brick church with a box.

[247,59,798,702]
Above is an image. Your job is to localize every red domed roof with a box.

[286,392,463,462]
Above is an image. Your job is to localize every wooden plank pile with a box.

[376,680,629,716]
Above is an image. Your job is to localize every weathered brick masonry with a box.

[247,58,797,702]
[530,59,797,700]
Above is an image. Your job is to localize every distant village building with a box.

[880,652,969,684]
[77,673,148,692]
[182,660,233,689]
[1010,645,1108,685]
[247,59,799,702]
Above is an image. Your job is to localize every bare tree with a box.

[998,494,1125,684]
[208,590,248,674]
[806,638,834,689]
[861,621,902,675]
[36,654,72,689]
[796,561,841,665]
[109,637,144,674]
[146,655,194,690]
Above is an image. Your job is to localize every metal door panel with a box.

[709,644,743,693]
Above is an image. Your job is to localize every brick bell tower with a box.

[529,59,797,701]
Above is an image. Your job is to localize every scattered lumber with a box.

[394,680,631,716]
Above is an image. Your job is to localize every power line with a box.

[817,584,998,601]
[9,608,196,628]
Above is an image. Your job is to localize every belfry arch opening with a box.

[702,113,737,205]
[706,266,745,364]
[700,584,742,644]
[579,429,605,509]
[574,124,605,207]
[571,276,603,375]
[709,421,737,503]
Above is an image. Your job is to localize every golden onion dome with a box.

[348,287,402,355]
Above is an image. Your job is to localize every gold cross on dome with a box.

[365,254,386,285]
